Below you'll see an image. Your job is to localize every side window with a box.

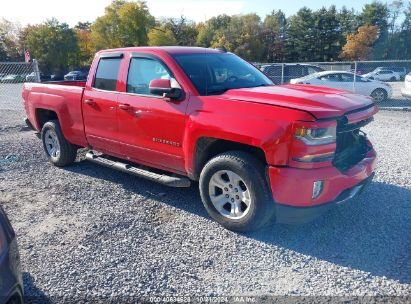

[340,73,354,82]
[287,66,303,78]
[127,58,179,95]
[307,66,319,74]
[265,66,281,77]
[93,58,122,91]
[320,74,340,82]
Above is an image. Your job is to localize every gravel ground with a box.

[0,85,410,302]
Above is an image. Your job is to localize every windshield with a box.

[172,52,273,95]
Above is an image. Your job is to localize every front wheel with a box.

[41,120,77,167]
[371,88,388,102]
[199,151,275,232]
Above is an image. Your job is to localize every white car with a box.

[290,71,393,102]
[362,70,401,82]
[401,72,411,99]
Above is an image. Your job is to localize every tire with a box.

[199,151,275,232]
[371,88,388,102]
[41,120,77,167]
[390,76,396,81]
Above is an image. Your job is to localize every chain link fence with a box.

[0,60,40,110]
[1,59,410,112]
[254,60,411,107]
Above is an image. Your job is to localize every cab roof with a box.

[97,46,226,56]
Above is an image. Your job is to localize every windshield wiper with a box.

[250,83,272,88]
[207,84,272,95]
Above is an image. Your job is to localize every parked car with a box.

[50,73,64,81]
[0,73,7,81]
[23,47,377,231]
[362,69,401,82]
[64,70,88,81]
[290,71,392,102]
[0,74,25,83]
[374,67,407,80]
[0,205,23,304]
[401,72,411,99]
[25,72,51,82]
[261,63,324,84]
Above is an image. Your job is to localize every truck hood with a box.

[221,84,375,119]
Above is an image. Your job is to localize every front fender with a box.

[183,96,315,176]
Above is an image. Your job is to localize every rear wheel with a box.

[390,76,396,81]
[41,120,77,167]
[371,88,388,102]
[199,151,275,232]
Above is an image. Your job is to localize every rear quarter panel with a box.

[23,83,88,146]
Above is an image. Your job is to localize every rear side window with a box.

[286,65,303,78]
[93,58,122,91]
[264,66,281,77]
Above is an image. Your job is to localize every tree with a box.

[261,10,287,62]
[20,19,79,73]
[0,19,22,61]
[337,7,359,49]
[360,1,389,31]
[339,25,379,60]
[91,0,155,50]
[195,15,231,47]
[74,22,94,66]
[285,7,317,61]
[148,27,177,46]
[165,17,198,46]
[360,1,390,58]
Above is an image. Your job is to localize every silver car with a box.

[290,71,393,102]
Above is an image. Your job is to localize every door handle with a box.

[119,103,132,110]
[84,99,96,106]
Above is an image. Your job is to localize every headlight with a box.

[294,126,336,146]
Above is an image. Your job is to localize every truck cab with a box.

[23,47,377,231]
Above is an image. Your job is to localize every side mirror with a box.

[149,79,184,101]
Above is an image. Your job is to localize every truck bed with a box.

[22,81,88,147]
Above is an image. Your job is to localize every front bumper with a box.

[268,149,377,224]
[275,173,374,224]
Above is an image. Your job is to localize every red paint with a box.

[22,47,377,209]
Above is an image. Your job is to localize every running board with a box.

[85,152,191,188]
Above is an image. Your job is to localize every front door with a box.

[116,55,188,173]
[82,55,123,156]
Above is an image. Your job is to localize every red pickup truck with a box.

[22,47,377,231]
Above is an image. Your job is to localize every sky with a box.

[1,0,375,26]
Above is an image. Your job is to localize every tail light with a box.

[289,120,337,169]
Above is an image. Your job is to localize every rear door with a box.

[82,53,123,156]
[116,54,189,173]
[317,73,346,90]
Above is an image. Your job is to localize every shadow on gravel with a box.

[66,160,411,284]
[66,159,208,218]
[248,182,411,284]
[23,272,52,304]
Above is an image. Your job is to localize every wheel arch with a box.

[191,137,267,180]
[35,108,59,129]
